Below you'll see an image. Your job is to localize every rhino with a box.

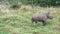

[32,12,53,26]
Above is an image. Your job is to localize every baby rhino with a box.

[32,12,53,26]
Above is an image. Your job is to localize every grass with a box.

[0,3,60,34]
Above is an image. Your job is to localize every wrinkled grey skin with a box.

[32,12,53,26]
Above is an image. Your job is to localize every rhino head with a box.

[45,12,53,19]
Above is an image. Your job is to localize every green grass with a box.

[0,4,60,34]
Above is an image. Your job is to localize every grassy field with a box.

[0,3,60,34]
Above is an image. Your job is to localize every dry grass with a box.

[0,4,60,34]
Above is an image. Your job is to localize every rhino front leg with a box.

[42,20,46,26]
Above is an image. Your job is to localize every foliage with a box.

[1,0,60,7]
[0,4,60,34]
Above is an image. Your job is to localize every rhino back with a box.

[32,14,47,21]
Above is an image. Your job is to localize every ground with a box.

[0,4,60,34]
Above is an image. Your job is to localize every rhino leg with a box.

[32,20,34,23]
[32,18,34,23]
[35,21,37,23]
[32,20,37,23]
[42,20,46,26]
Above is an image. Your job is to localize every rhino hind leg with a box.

[32,20,34,23]
[32,20,37,23]
[35,21,37,23]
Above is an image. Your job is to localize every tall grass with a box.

[0,3,60,34]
